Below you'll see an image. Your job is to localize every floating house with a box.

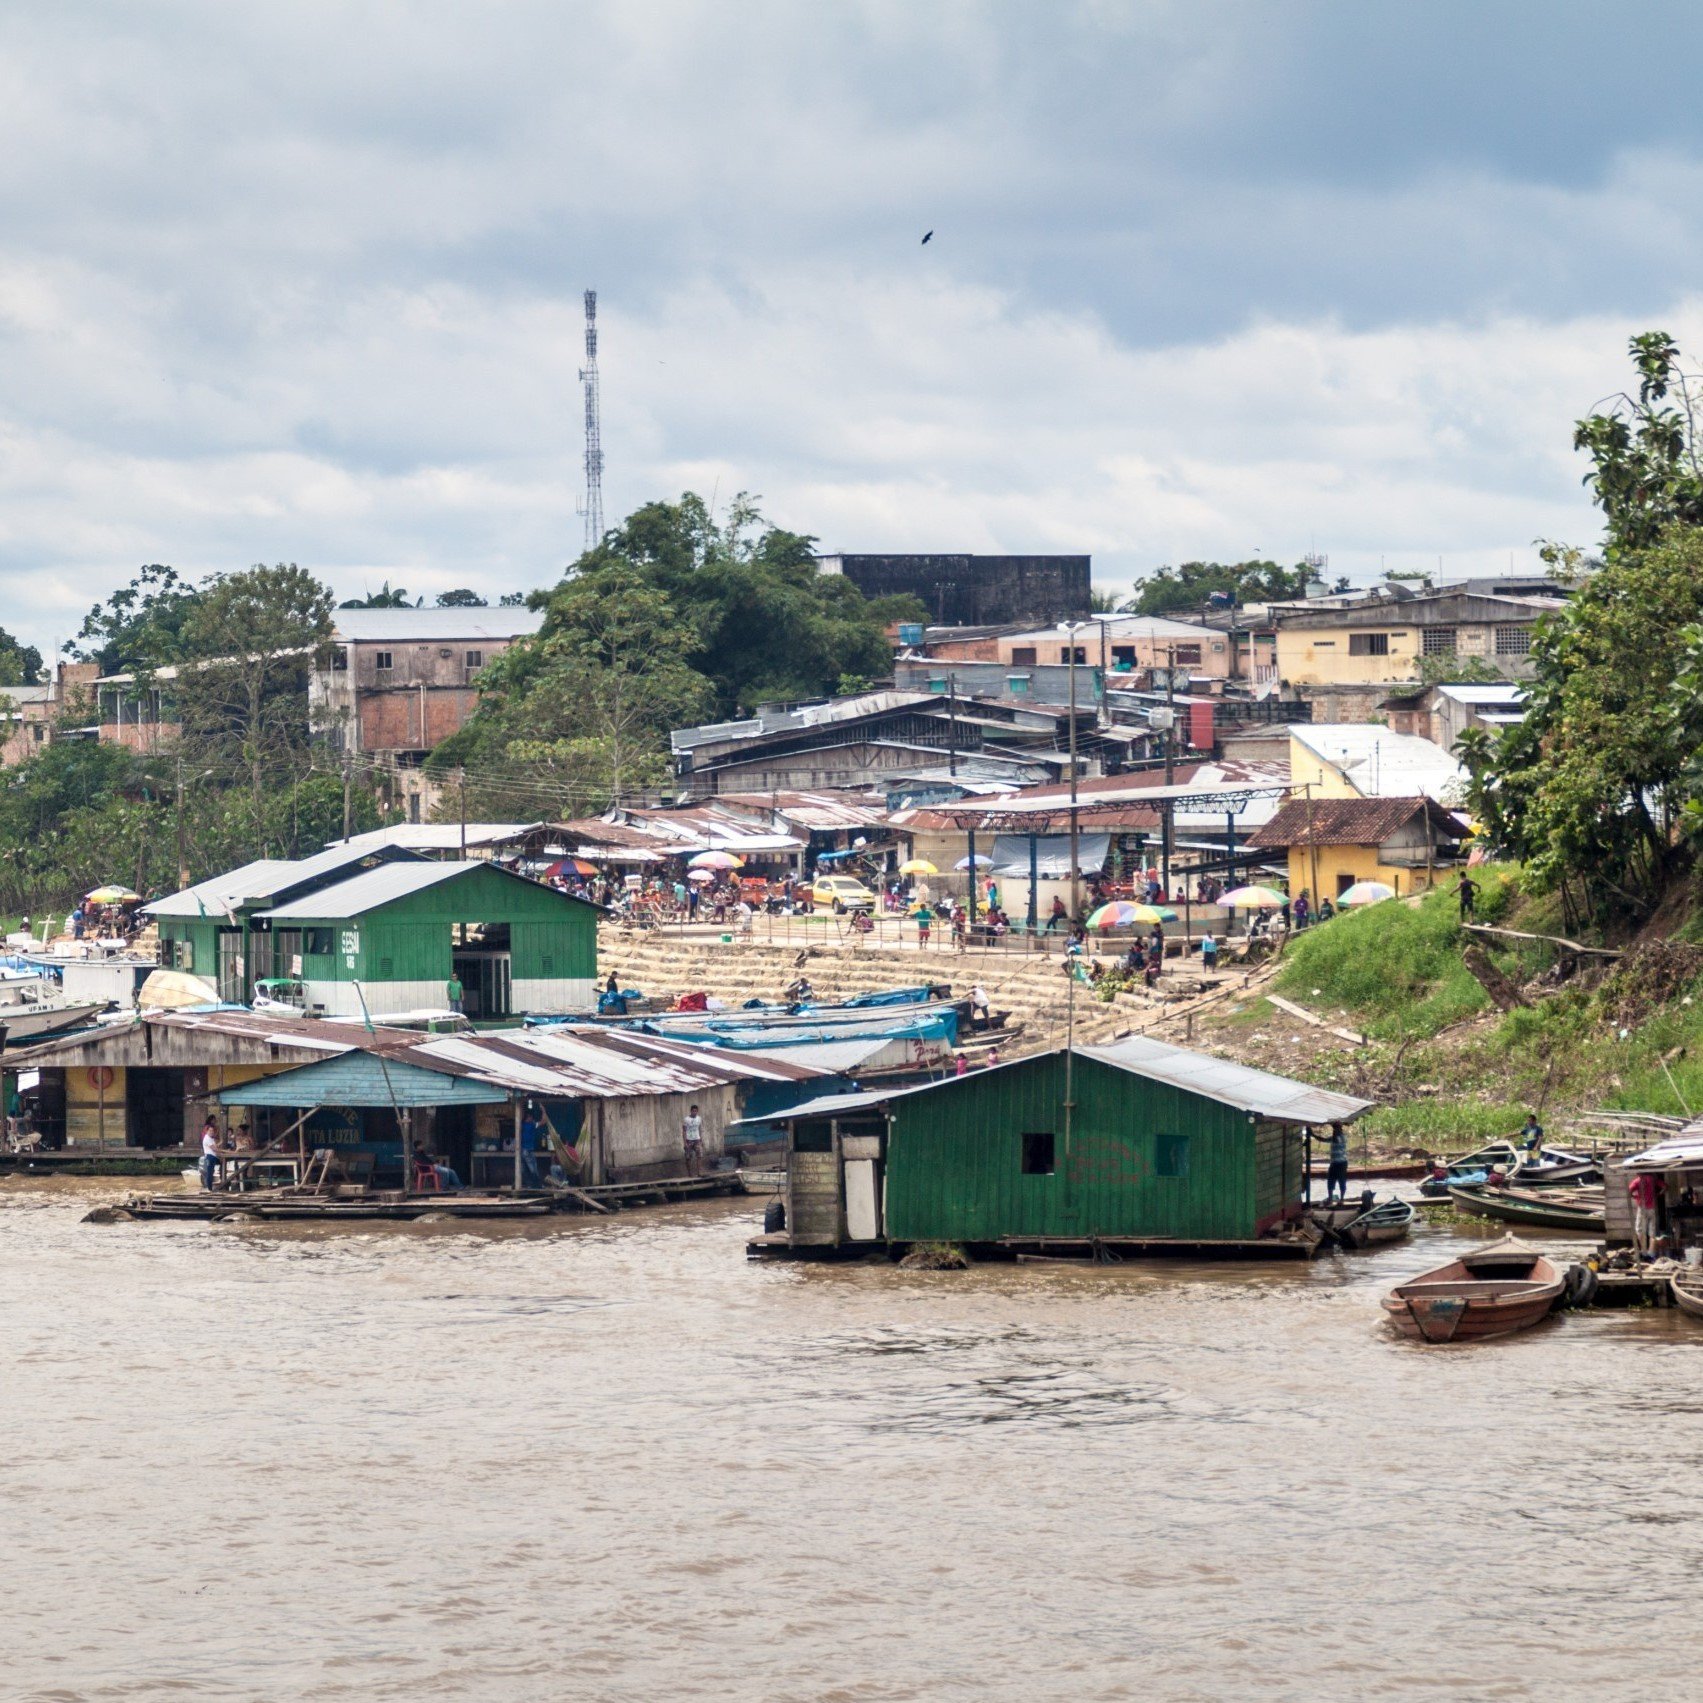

[746,1035,1372,1258]
[10,1009,830,1172]
[211,1023,828,1186]
[149,854,599,1017]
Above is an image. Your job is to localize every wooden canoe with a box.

[1446,1183,1605,1233]
[1382,1237,1564,1343]
[1340,1197,1415,1248]
[1671,1270,1703,1320]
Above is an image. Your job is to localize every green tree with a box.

[68,563,202,673]
[340,581,420,608]
[0,627,43,686]
[435,588,489,607]
[177,564,337,855]
[1417,653,1506,686]
[431,567,710,815]
[1124,559,1310,615]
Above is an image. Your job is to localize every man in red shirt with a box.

[1629,1170,1661,1255]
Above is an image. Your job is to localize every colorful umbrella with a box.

[899,859,938,876]
[1087,901,1176,928]
[1221,884,1286,910]
[86,885,139,904]
[687,850,742,870]
[1338,880,1396,907]
[686,868,716,883]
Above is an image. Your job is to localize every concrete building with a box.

[0,663,100,765]
[311,606,544,818]
[817,553,1091,626]
[1273,591,1561,687]
[1380,683,1527,752]
[923,614,1230,682]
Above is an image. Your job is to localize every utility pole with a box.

[175,747,189,890]
[1161,644,1177,894]
[578,289,605,555]
[1066,622,1083,924]
[459,769,468,860]
[946,672,958,777]
[342,747,353,843]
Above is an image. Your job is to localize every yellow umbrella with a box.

[899,859,938,876]
[86,885,139,904]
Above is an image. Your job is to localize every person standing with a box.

[199,1117,220,1191]
[1201,930,1218,972]
[682,1103,705,1176]
[1457,873,1479,922]
[1325,1122,1350,1204]
[1629,1169,1661,1255]
[915,903,933,948]
[1519,1111,1544,1160]
[1294,892,1310,930]
[446,972,465,1014]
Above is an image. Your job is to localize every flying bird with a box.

[921,230,933,244]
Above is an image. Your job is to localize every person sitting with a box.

[1045,896,1068,933]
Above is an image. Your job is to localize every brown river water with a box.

[3,1178,1700,1702]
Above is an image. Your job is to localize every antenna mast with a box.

[578,288,604,554]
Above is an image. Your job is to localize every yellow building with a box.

[1248,796,1463,902]
[1274,592,1553,687]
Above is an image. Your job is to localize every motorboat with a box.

[0,967,109,1043]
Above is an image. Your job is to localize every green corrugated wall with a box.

[884,1054,1264,1242]
[158,918,220,978]
[289,865,596,987]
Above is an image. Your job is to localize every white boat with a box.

[0,969,108,1042]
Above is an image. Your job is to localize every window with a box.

[1348,633,1390,656]
[540,955,554,976]
[1021,1131,1056,1175]
[1421,627,1457,656]
[304,927,334,956]
[32,724,44,742]
[1006,675,1031,695]
[1174,644,1202,666]
[1010,646,1037,665]
[465,650,484,670]
[374,651,393,671]
[928,677,948,692]
[1495,625,1531,656]
[1155,1133,1190,1178]
[331,648,349,672]
[794,1121,833,1153]
[1059,646,1087,664]
[378,957,393,978]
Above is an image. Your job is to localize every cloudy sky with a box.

[3,1,1700,651]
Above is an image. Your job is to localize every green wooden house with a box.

[149,853,598,1018]
[750,1035,1371,1258]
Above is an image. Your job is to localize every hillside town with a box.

[9,9,1703,1700]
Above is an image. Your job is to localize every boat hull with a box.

[1383,1287,1561,1343]
[1446,1184,1605,1233]
[1672,1274,1703,1320]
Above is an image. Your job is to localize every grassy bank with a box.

[1242,871,1703,1148]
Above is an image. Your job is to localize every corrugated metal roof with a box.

[259,860,593,921]
[735,1037,1370,1129]
[333,823,542,852]
[1081,1035,1372,1124]
[146,843,423,918]
[332,608,543,643]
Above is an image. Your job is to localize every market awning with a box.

[989,832,1112,877]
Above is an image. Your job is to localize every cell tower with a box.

[578,289,604,554]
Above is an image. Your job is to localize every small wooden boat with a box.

[1671,1268,1703,1320]
[1340,1197,1415,1248]
[1382,1237,1564,1342]
[1444,1141,1600,1186]
[1446,1182,1605,1233]
[1307,1189,1381,1232]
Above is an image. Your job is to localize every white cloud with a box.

[0,2,1697,647]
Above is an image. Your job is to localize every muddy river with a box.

[2,1179,1697,1700]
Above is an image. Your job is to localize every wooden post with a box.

[401,1105,414,1196]
[513,1100,523,1193]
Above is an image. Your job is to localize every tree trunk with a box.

[1462,944,1529,1011]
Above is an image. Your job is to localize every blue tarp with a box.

[676,1008,958,1049]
